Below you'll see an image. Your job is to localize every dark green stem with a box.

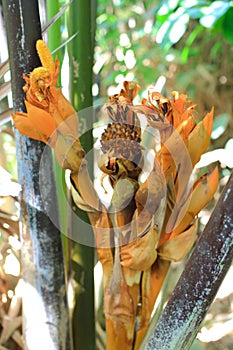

[46,0,62,76]
[2,1,71,348]
[67,0,96,349]
[46,0,70,275]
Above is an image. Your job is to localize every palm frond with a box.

[0,81,11,101]
[0,60,10,80]
[51,31,78,55]
[42,0,73,33]
[0,109,12,126]
[0,0,73,83]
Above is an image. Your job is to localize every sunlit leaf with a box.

[199,1,231,28]
[222,7,233,45]
[211,113,230,140]
[180,0,206,7]
[225,138,233,151]
[157,0,180,16]
[156,7,189,48]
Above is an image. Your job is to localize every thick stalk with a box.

[67,0,96,349]
[2,1,71,349]
[46,0,70,273]
[135,259,171,350]
[145,171,233,350]
[46,0,62,60]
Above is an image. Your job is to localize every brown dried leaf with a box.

[120,227,158,270]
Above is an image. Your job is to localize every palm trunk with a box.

[2,0,71,348]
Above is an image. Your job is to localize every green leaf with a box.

[190,339,205,350]
[181,25,203,63]
[211,113,230,140]
[157,0,180,16]
[222,7,233,45]
[156,7,190,48]
[199,1,231,28]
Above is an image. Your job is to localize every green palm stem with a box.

[46,0,70,275]
[2,0,71,348]
[67,0,96,349]
[46,0,62,83]
[52,157,70,276]
[46,0,62,60]
[145,171,233,350]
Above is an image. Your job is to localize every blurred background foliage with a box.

[0,0,232,348]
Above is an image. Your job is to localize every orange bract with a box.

[12,100,57,144]
[12,40,78,148]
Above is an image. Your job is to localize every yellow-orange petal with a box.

[135,164,166,214]
[25,100,56,139]
[123,81,141,101]
[172,167,218,235]
[188,107,214,166]
[173,95,186,113]
[11,112,48,143]
[173,105,195,130]
[176,115,196,139]
[157,122,191,182]
[158,220,198,262]
[56,89,77,120]
[202,107,214,137]
[50,89,78,137]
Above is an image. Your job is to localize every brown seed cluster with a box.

[101,122,142,162]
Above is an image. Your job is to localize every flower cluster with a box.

[12,40,84,172]
[11,40,219,350]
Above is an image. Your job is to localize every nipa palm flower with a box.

[99,82,144,187]
[95,82,218,350]
[11,40,84,172]
[11,40,219,350]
